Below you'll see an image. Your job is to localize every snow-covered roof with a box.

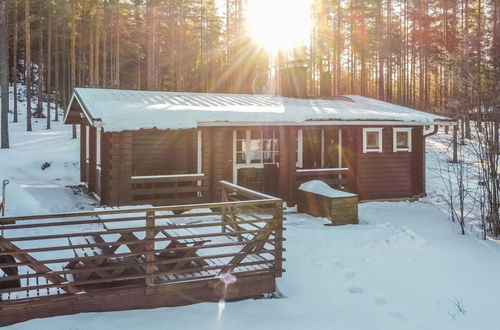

[65,88,452,131]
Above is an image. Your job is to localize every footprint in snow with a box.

[389,311,407,321]
[347,285,364,294]
[374,296,387,306]
[344,271,356,280]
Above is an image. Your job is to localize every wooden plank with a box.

[0,272,276,327]
[145,211,155,292]
[1,198,279,222]
[131,186,209,195]
[0,237,80,294]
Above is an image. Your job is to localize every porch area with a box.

[0,182,284,326]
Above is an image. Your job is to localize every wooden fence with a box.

[0,181,284,326]
[130,173,210,205]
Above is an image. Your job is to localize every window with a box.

[235,129,279,166]
[393,128,412,152]
[362,128,383,153]
[297,128,343,169]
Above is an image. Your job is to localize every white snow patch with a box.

[298,180,357,198]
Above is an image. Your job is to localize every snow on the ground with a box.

[0,87,96,215]
[8,201,500,330]
[2,88,500,329]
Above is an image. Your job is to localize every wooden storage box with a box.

[297,180,358,225]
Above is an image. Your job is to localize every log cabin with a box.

[64,88,453,207]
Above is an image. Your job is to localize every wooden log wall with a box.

[411,127,425,196]
[356,126,423,200]
[88,124,425,206]
[106,131,133,205]
[211,128,233,199]
[278,126,297,205]
[88,126,97,192]
[80,124,87,183]
[100,131,110,204]
[201,128,214,201]
[131,130,197,176]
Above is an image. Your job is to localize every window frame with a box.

[296,128,345,170]
[234,129,279,168]
[362,127,383,153]
[393,127,412,152]
[233,129,280,184]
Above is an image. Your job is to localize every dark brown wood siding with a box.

[88,126,97,193]
[131,130,197,176]
[356,126,423,200]
[211,128,233,198]
[90,125,425,207]
[100,131,110,204]
[279,126,297,204]
[80,124,87,183]
[411,127,425,196]
[106,132,133,206]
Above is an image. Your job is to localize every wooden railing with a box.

[0,182,284,305]
[295,168,352,191]
[130,173,210,205]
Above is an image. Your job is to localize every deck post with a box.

[88,126,97,193]
[221,184,228,233]
[278,127,296,205]
[80,124,87,183]
[273,200,284,277]
[145,210,155,295]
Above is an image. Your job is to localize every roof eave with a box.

[64,89,98,126]
[197,119,454,127]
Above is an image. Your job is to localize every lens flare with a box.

[246,0,313,53]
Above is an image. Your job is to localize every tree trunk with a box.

[452,125,458,163]
[54,4,59,122]
[12,0,18,123]
[25,0,32,131]
[94,0,100,86]
[335,0,342,95]
[36,23,43,118]
[89,8,95,87]
[102,0,107,88]
[377,0,384,100]
[146,0,157,90]
[47,1,52,129]
[0,0,9,148]
[70,0,76,138]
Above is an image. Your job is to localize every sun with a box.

[246,0,313,53]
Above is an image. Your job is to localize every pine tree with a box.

[0,0,9,148]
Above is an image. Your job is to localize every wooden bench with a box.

[297,180,358,225]
[66,236,117,281]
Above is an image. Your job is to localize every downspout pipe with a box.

[423,125,439,138]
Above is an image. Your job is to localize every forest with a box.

[0,0,499,200]
[0,0,498,133]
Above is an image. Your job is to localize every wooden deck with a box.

[0,182,284,326]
